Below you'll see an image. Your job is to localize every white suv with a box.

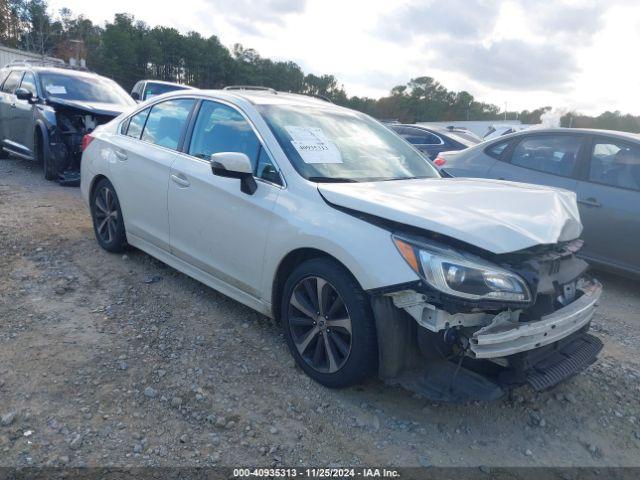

[80,88,603,401]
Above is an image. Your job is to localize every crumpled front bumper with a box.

[470,279,602,359]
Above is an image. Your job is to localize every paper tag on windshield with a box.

[285,126,342,164]
[46,85,67,95]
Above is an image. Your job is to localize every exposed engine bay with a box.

[371,237,603,402]
[47,102,117,186]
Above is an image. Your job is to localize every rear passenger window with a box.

[124,108,150,139]
[2,70,23,93]
[589,140,640,191]
[400,127,443,145]
[510,135,582,177]
[141,99,194,150]
[485,140,510,159]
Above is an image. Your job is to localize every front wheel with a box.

[281,258,378,388]
[90,178,128,252]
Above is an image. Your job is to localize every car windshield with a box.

[258,104,439,182]
[40,72,135,105]
[144,82,188,100]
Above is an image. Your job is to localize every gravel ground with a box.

[1,157,639,469]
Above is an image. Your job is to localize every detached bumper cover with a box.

[470,280,602,359]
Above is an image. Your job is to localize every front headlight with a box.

[393,236,531,302]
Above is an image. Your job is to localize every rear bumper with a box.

[470,279,602,359]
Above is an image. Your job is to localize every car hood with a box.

[47,97,130,117]
[318,178,583,254]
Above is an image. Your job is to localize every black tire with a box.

[281,258,378,388]
[90,178,128,252]
[35,131,56,181]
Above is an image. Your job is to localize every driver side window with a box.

[188,100,281,184]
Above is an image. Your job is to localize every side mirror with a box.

[210,152,257,195]
[15,87,33,102]
[131,91,140,101]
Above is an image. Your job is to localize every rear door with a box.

[575,136,640,273]
[488,133,585,191]
[108,97,195,251]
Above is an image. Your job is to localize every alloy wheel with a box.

[94,186,119,244]
[288,276,353,373]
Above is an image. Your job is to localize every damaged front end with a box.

[371,236,603,402]
[46,101,118,185]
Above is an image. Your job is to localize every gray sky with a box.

[48,0,640,115]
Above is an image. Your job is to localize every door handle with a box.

[171,173,190,188]
[10,102,16,109]
[114,150,128,161]
[578,197,601,208]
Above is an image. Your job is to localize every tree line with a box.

[2,0,639,133]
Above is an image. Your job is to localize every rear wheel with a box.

[281,258,377,388]
[90,178,128,252]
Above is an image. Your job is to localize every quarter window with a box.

[141,99,194,150]
[2,70,23,94]
[124,108,150,139]
[510,135,582,177]
[589,140,640,191]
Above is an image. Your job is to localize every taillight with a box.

[82,134,94,152]
[434,156,446,167]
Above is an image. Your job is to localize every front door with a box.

[11,71,38,155]
[576,137,640,273]
[168,99,282,298]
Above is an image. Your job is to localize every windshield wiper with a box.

[307,176,359,183]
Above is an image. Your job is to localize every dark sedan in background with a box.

[438,128,640,277]
[387,123,480,161]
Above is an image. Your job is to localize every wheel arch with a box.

[271,248,361,322]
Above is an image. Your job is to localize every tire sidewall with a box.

[280,258,377,388]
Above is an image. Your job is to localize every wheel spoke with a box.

[326,317,351,334]
[289,316,315,327]
[326,294,345,318]
[329,331,350,357]
[295,326,319,354]
[312,334,324,365]
[316,278,327,316]
[323,333,338,372]
[97,217,109,235]
[106,219,115,243]
[290,291,316,319]
[95,196,108,214]
[302,279,318,313]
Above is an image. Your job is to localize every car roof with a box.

[142,79,195,88]
[4,65,107,79]
[491,127,640,143]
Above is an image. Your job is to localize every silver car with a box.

[438,128,640,277]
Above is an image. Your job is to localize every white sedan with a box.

[80,88,602,401]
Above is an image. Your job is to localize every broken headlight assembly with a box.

[393,236,531,303]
